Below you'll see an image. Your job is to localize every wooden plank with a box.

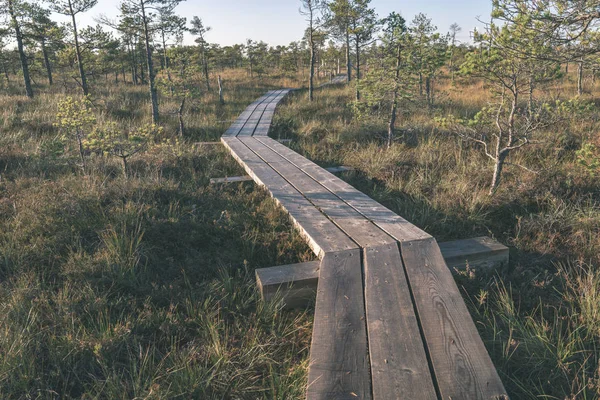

[439,236,509,271]
[221,137,357,257]
[193,141,221,146]
[253,91,290,137]
[210,175,253,184]
[400,237,508,400]
[256,137,431,242]
[364,243,438,399]
[256,236,509,308]
[223,91,277,137]
[307,249,371,400]
[239,137,396,249]
[325,166,354,173]
[225,90,280,137]
[256,260,320,308]
[237,90,284,137]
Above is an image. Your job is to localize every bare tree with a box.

[52,0,97,96]
[189,16,210,90]
[300,0,325,102]
[118,0,184,123]
[448,23,461,84]
[1,0,34,97]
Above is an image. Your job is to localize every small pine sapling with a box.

[86,122,163,179]
[54,96,96,170]
[156,49,199,136]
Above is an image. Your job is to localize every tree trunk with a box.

[218,75,224,104]
[77,131,86,170]
[122,156,128,179]
[489,150,508,195]
[201,44,210,90]
[178,97,186,136]
[345,33,351,82]
[162,30,172,84]
[8,0,33,98]
[308,24,315,102]
[425,76,431,106]
[69,0,88,96]
[388,44,402,149]
[450,50,455,84]
[141,0,159,124]
[41,40,53,85]
[578,61,584,96]
[528,75,534,115]
[355,35,360,101]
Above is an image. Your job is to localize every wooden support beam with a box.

[193,141,221,146]
[256,236,508,308]
[210,176,253,184]
[439,236,508,271]
[307,249,371,399]
[324,166,354,173]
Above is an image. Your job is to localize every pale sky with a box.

[53,0,492,46]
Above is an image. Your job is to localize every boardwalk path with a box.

[221,89,508,400]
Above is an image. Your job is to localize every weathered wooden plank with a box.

[364,243,438,399]
[439,236,509,271]
[193,141,221,146]
[240,137,396,249]
[256,137,431,242]
[400,237,508,400]
[210,175,253,184]
[256,260,320,308]
[324,166,354,173]
[221,137,357,257]
[307,249,371,400]
[237,90,285,136]
[223,91,278,137]
[256,236,509,309]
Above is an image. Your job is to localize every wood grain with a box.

[239,137,396,249]
[400,237,507,400]
[221,137,357,257]
[256,236,510,310]
[256,137,431,242]
[308,249,371,400]
[364,243,438,399]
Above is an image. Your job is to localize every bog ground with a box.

[2,0,600,398]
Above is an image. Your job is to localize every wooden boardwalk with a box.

[221,90,508,400]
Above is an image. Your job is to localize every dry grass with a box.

[275,72,600,399]
[0,69,317,399]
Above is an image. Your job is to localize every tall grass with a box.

[0,69,316,399]
[276,74,600,398]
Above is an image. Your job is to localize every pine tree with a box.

[327,0,352,82]
[118,0,185,124]
[51,0,97,96]
[25,4,63,85]
[348,0,378,100]
[1,0,34,97]
[189,16,210,90]
[300,0,325,101]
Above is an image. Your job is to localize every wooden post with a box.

[256,236,509,309]
[218,75,224,105]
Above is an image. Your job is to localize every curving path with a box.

[221,90,508,400]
